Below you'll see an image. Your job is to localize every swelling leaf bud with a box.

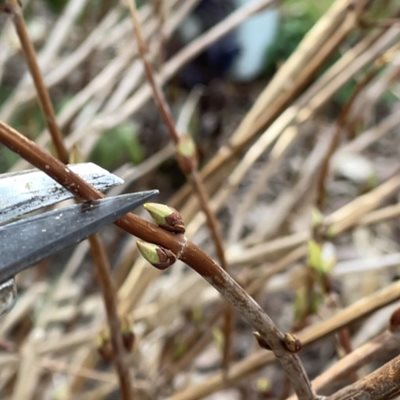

[96,329,113,362]
[144,203,185,233]
[176,134,198,174]
[136,241,176,270]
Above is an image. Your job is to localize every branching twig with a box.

[0,120,317,400]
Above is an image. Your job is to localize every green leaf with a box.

[90,123,144,170]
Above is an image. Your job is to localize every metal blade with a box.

[0,190,158,282]
[0,163,124,224]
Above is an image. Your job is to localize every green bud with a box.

[177,134,196,157]
[308,239,336,274]
[212,327,224,351]
[320,242,336,273]
[176,134,197,174]
[96,328,113,362]
[256,378,271,394]
[144,203,185,233]
[136,241,176,270]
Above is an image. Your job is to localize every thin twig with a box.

[151,0,166,65]
[88,235,135,400]
[125,0,234,370]
[125,0,178,143]
[3,0,69,163]
[124,0,227,273]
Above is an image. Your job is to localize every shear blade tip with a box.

[107,190,159,214]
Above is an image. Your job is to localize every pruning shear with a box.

[0,162,158,315]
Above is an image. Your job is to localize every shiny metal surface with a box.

[0,279,17,316]
[0,163,123,224]
[0,191,158,283]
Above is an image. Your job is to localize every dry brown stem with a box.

[326,354,400,400]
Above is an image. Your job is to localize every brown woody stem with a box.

[0,120,316,399]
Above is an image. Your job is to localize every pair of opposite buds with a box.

[137,203,186,270]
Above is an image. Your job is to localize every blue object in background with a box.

[175,0,279,86]
[176,0,239,87]
[229,0,279,81]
